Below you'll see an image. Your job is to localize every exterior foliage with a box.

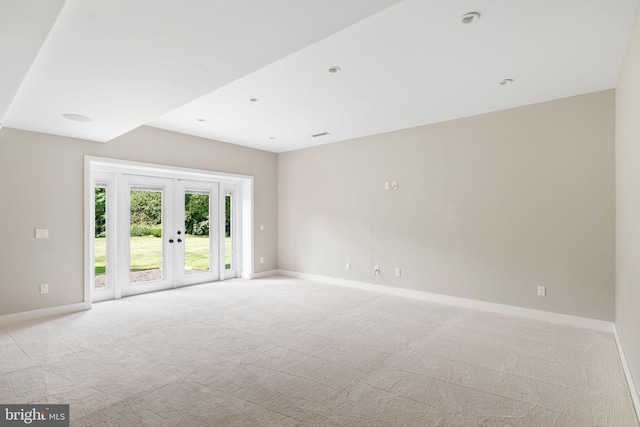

[184,193,209,236]
[225,194,231,238]
[95,188,227,238]
[95,187,106,237]
[130,190,162,226]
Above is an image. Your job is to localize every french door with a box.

[92,174,223,302]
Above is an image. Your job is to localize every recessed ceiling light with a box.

[269,137,276,140]
[459,12,481,24]
[499,78,514,86]
[328,66,341,74]
[196,118,206,122]
[62,113,92,122]
[249,98,259,102]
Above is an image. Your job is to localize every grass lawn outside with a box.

[95,235,232,275]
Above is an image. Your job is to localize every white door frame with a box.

[120,175,175,298]
[85,156,253,304]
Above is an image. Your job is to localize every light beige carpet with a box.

[0,276,637,426]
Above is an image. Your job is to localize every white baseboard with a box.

[251,269,279,279]
[0,302,91,327]
[277,270,614,333]
[614,325,640,420]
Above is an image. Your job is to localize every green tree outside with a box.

[95,187,106,237]
[184,193,209,236]
[130,190,162,226]
[95,189,229,239]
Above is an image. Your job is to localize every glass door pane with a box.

[225,192,232,270]
[92,173,116,303]
[184,190,210,276]
[222,184,237,279]
[129,187,163,284]
[94,185,108,289]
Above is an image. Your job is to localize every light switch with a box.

[391,180,398,190]
[384,181,390,190]
[260,224,264,231]
[35,229,49,239]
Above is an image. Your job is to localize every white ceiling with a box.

[0,0,66,127]
[2,0,638,152]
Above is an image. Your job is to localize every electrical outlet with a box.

[345,262,350,270]
[259,257,264,264]
[35,229,48,239]
[374,266,380,275]
[40,284,48,294]
[260,224,264,231]
[395,267,401,277]
[537,286,546,297]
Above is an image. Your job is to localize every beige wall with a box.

[616,6,640,403]
[279,90,615,321]
[0,126,278,316]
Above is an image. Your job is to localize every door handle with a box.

[177,238,182,243]
[169,239,174,243]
